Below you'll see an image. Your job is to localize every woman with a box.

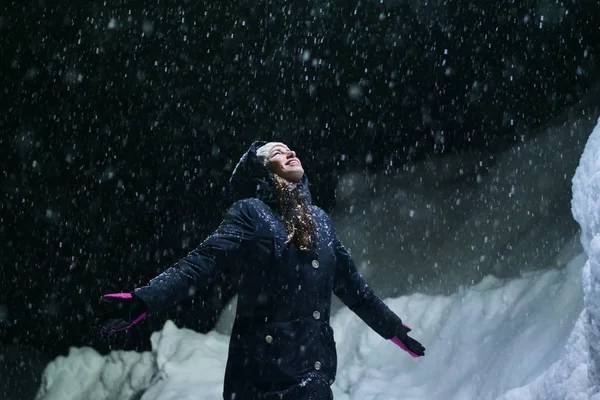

[97,141,425,399]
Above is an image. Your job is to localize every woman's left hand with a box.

[391,324,426,357]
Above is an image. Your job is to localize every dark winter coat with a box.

[134,141,406,399]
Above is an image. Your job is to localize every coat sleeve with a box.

[133,200,257,314]
[333,237,404,339]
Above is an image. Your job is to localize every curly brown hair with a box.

[273,174,316,252]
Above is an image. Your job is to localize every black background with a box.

[1,0,598,371]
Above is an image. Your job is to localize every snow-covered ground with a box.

[36,254,585,400]
[35,117,600,400]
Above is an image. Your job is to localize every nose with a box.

[286,150,296,158]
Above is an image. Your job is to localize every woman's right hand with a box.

[95,293,148,333]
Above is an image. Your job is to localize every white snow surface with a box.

[35,255,584,400]
[36,118,600,400]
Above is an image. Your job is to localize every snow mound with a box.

[36,346,155,399]
[331,256,583,400]
[36,254,584,400]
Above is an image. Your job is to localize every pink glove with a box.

[391,324,425,358]
[95,293,148,333]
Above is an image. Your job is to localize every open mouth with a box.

[286,159,300,166]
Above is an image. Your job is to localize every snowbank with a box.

[36,253,584,400]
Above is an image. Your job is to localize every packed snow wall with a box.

[572,117,600,398]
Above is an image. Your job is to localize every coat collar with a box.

[229,141,312,207]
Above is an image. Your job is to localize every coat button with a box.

[313,311,321,320]
[314,361,322,370]
[265,335,273,344]
[311,260,319,269]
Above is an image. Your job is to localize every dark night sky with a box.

[1,0,599,366]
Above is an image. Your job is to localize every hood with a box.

[229,141,312,206]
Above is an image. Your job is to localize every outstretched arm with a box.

[333,238,404,339]
[333,236,425,356]
[133,199,256,314]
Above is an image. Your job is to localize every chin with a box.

[286,170,304,183]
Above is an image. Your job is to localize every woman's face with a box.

[265,144,304,183]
